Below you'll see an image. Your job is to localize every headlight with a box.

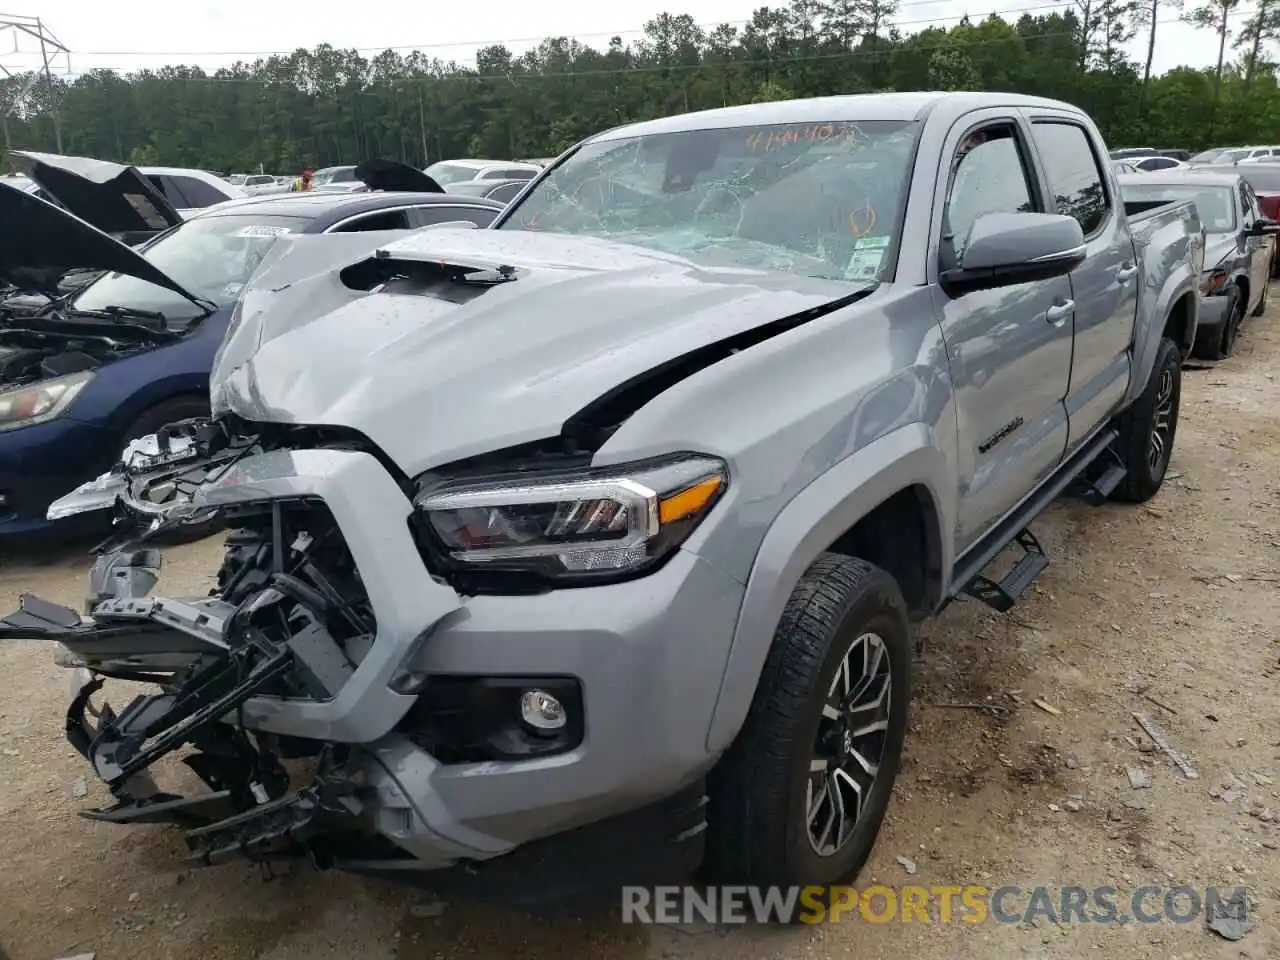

[0,370,94,432]
[1201,266,1229,296]
[414,454,727,585]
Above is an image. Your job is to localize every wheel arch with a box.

[704,425,953,753]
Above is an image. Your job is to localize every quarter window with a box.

[1031,122,1110,235]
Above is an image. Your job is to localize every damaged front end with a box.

[3,423,405,868]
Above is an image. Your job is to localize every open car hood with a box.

[354,158,443,193]
[11,149,183,238]
[0,184,199,300]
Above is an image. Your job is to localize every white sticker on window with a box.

[234,224,291,239]
[845,237,889,281]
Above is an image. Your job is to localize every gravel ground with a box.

[1,305,1278,960]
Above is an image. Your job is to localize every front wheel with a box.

[705,554,912,894]
[1110,337,1181,503]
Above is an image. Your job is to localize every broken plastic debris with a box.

[1032,699,1062,717]
[1125,765,1149,789]
[1205,889,1255,941]
[896,855,917,875]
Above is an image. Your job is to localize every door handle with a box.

[1116,263,1139,283]
[1045,299,1075,325]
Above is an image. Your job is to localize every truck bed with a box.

[1125,198,1203,275]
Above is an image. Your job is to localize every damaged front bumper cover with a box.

[3,588,363,867]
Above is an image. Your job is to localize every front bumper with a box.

[5,446,745,888]
[0,416,114,535]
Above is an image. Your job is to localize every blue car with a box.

[0,155,504,537]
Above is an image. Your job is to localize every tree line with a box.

[3,0,1280,175]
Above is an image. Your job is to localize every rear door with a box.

[933,113,1074,548]
[1027,114,1138,450]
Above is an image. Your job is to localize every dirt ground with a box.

[1,309,1278,960]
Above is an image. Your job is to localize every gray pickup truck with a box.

[4,92,1204,904]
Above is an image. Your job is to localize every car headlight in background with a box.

[1201,266,1229,296]
[414,454,727,584]
[0,370,94,432]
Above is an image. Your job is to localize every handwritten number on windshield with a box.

[848,200,876,239]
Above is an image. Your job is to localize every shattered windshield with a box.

[499,119,919,283]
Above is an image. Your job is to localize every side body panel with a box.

[1125,201,1204,405]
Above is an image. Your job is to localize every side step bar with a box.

[962,529,1047,612]
[951,426,1121,613]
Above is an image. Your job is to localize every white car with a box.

[1128,155,1190,172]
[240,173,289,196]
[423,158,542,186]
[134,165,245,216]
[311,165,363,193]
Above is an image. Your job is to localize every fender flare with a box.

[703,423,954,753]
[1130,273,1198,405]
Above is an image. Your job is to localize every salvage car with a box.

[0,173,502,537]
[4,93,1204,905]
[1121,171,1278,359]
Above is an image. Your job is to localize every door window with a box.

[330,209,411,232]
[173,176,229,207]
[1030,122,1110,236]
[486,181,525,204]
[409,205,498,228]
[148,174,191,208]
[944,124,1037,261]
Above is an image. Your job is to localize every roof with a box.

[588,91,1085,142]
[1120,171,1242,187]
[190,190,502,228]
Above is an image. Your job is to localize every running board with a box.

[950,426,1119,612]
[1068,445,1127,506]
[962,528,1047,612]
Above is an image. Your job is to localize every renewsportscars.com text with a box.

[621,884,1250,925]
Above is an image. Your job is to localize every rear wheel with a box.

[705,554,912,895]
[1110,337,1181,503]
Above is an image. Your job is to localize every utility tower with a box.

[0,14,70,154]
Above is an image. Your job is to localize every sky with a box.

[0,0,1261,81]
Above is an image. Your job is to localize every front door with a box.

[934,116,1074,551]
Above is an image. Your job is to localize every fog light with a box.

[389,670,429,695]
[519,689,566,732]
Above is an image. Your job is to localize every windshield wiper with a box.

[100,304,168,324]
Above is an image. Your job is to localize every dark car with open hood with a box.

[0,155,502,537]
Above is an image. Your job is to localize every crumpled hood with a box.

[11,149,182,237]
[213,228,868,475]
[0,182,198,300]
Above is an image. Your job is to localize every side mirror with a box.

[941,212,1086,295]
[1248,217,1280,236]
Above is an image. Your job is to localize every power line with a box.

[58,0,1257,62]
[67,0,969,58]
[44,13,1227,90]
